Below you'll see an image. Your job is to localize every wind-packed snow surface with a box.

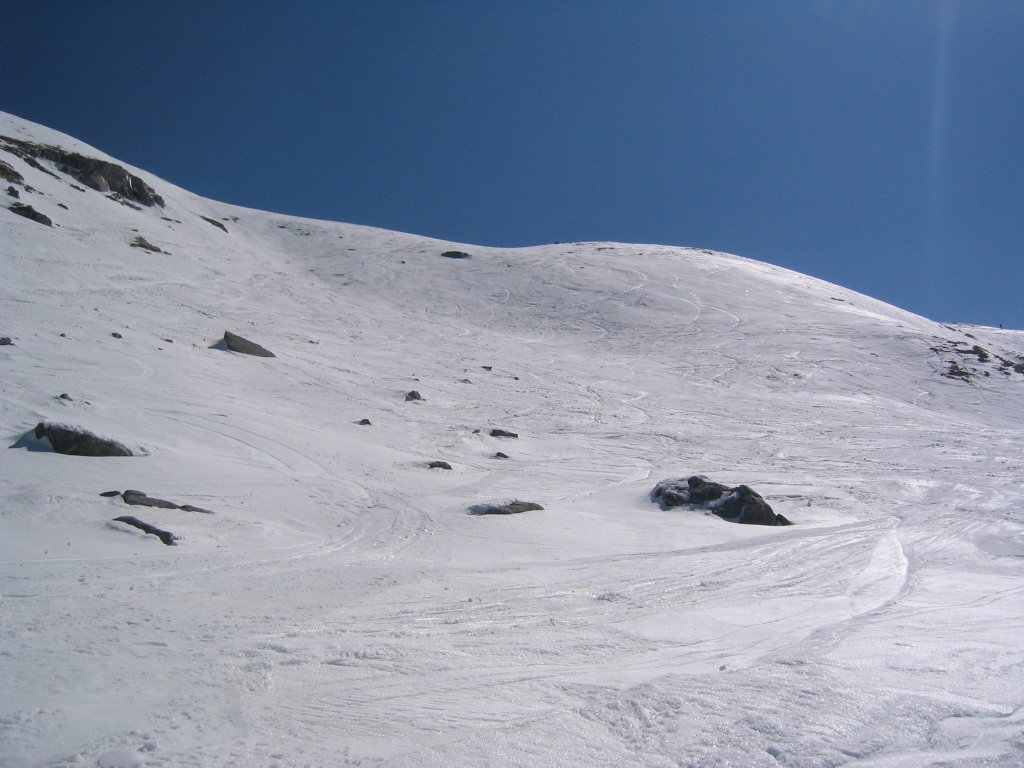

[1,111,1022,767]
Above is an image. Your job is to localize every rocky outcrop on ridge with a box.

[652,476,792,526]
[0,135,164,207]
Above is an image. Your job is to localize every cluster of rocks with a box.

[1,135,164,207]
[652,476,793,526]
[930,337,1024,381]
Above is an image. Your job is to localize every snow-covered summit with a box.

[2,110,1023,767]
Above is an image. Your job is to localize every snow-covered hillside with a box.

[2,111,1022,767]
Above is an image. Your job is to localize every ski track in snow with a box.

[1,112,1023,767]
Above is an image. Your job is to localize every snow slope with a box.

[1,111,1022,767]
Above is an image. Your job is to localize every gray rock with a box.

[428,461,453,470]
[113,515,177,545]
[122,490,179,509]
[441,250,471,259]
[469,500,544,515]
[33,422,134,457]
[405,390,423,401]
[223,331,276,357]
[490,428,518,438]
[8,202,51,226]
[0,337,12,346]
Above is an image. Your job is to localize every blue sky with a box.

[3,1,1022,328]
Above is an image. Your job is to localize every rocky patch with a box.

[0,135,164,207]
[405,390,423,401]
[489,428,518,438]
[652,476,792,526]
[441,250,471,259]
[130,235,162,252]
[428,461,453,470]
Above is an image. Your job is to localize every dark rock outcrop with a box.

[469,500,544,515]
[652,476,792,526]
[122,490,179,509]
[223,331,275,358]
[442,250,471,259]
[405,390,423,401]
[200,215,228,232]
[0,337,12,346]
[8,202,51,226]
[107,490,213,513]
[357,418,372,426]
[428,461,453,470]
[130,235,162,253]
[113,515,177,545]
[1,135,164,207]
[0,159,23,184]
[32,422,134,457]
[490,428,518,438]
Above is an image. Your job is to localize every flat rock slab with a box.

[469,501,544,515]
[489,429,519,438]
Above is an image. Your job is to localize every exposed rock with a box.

[6,185,19,198]
[130,235,162,253]
[8,202,51,226]
[99,490,122,497]
[442,250,471,259]
[112,515,176,546]
[111,332,122,339]
[223,331,276,358]
[0,135,164,207]
[652,475,792,526]
[482,365,493,371]
[122,490,179,509]
[200,215,228,233]
[32,422,134,457]
[428,461,453,470]
[490,428,518,438]
[0,337,12,346]
[357,418,372,426]
[179,504,214,515]
[493,452,510,459]
[405,390,423,401]
[58,393,73,401]
[0,159,23,184]
[469,500,544,515]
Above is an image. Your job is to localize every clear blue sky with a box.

[3,1,1022,328]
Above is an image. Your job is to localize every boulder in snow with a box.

[222,331,276,358]
[652,476,792,526]
[31,422,134,457]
